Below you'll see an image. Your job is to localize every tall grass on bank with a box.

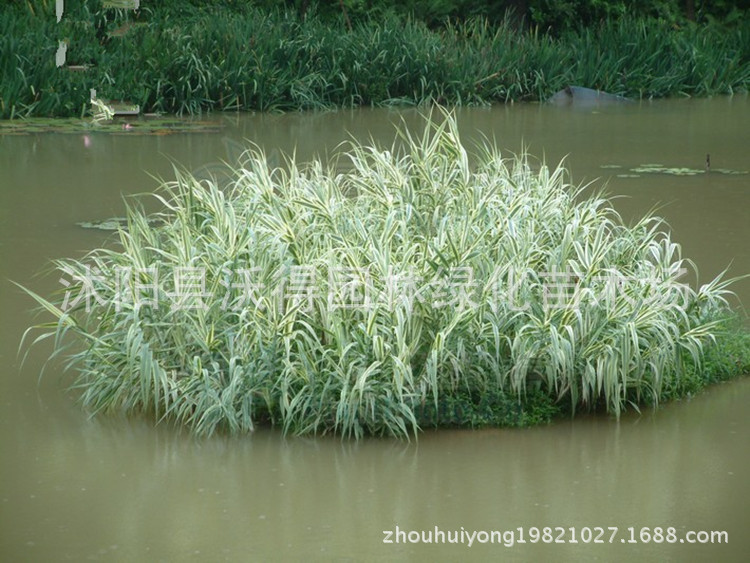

[20,112,747,438]
[2,3,750,118]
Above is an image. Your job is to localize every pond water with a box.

[1,97,748,561]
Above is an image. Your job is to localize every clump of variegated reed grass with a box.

[3,2,750,119]
[19,111,747,438]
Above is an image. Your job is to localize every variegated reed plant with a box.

[20,111,744,438]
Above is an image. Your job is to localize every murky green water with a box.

[1,97,748,561]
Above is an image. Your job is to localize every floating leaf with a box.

[663,168,702,176]
[712,168,749,175]
[77,217,162,231]
[631,165,703,175]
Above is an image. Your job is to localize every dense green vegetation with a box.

[2,0,749,118]
[265,0,750,31]
[20,113,749,437]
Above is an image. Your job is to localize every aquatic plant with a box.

[19,112,747,438]
[2,3,749,119]
[600,163,749,178]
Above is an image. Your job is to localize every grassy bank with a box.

[20,112,749,438]
[2,2,749,118]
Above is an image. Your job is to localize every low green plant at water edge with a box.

[3,3,750,118]
[657,314,750,402]
[19,112,747,438]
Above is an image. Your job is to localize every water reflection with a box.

[3,378,747,560]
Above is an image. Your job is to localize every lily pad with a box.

[712,168,749,175]
[624,164,749,177]
[631,165,704,175]
[662,168,702,176]
[77,217,162,231]
[77,219,126,231]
